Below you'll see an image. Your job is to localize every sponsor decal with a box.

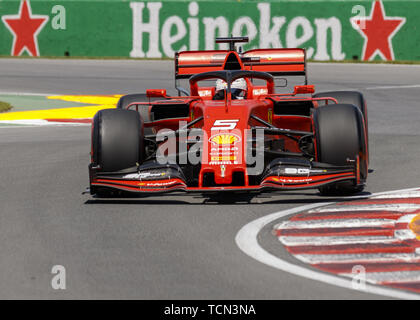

[210,155,237,161]
[220,165,226,177]
[124,172,166,179]
[350,0,406,61]
[209,133,240,146]
[138,180,178,187]
[198,89,213,97]
[2,0,49,56]
[209,161,234,165]
[409,214,420,240]
[271,177,313,183]
[267,108,272,124]
[130,2,346,60]
[253,88,268,96]
[209,132,241,165]
[0,1,411,61]
[211,119,239,131]
[281,168,327,175]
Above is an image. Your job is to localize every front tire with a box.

[313,90,368,162]
[313,90,367,125]
[313,104,367,195]
[90,109,144,196]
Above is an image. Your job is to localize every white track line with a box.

[366,84,420,90]
[308,203,420,213]
[235,187,420,300]
[275,218,396,230]
[295,253,420,265]
[0,120,89,127]
[0,91,62,96]
[372,191,420,199]
[280,235,396,247]
[397,214,419,223]
[340,270,420,284]
[394,229,417,240]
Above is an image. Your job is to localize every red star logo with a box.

[2,0,49,57]
[350,0,406,61]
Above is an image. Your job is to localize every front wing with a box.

[89,158,361,195]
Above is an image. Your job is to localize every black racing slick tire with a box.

[91,108,144,173]
[313,90,368,160]
[117,93,168,135]
[117,93,150,121]
[117,93,169,119]
[313,104,367,195]
[116,93,149,109]
[313,90,367,125]
[117,93,170,109]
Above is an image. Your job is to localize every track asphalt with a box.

[0,59,419,298]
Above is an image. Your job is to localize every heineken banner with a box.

[0,0,418,61]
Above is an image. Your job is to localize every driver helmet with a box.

[215,78,247,99]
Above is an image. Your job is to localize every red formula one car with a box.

[88,37,368,197]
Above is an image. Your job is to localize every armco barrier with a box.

[0,0,418,61]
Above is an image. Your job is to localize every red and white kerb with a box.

[274,190,420,294]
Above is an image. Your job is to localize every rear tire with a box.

[313,104,367,196]
[117,93,167,135]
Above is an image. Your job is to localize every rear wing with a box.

[175,48,307,80]
[175,50,229,79]
[174,37,307,95]
[242,48,306,79]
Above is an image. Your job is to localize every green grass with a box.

[0,101,13,113]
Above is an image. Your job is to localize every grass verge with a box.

[0,101,13,113]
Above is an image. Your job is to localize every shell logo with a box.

[209,134,240,145]
[409,214,420,240]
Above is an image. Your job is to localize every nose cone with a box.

[200,102,250,186]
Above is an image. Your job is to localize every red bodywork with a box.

[90,45,366,195]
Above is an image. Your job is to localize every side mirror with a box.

[293,85,315,95]
[146,89,167,98]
